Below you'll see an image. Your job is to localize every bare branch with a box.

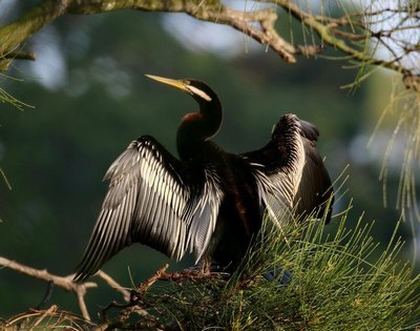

[0,0,70,59]
[97,265,231,329]
[96,270,130,302]
[0,256,129,321]
[5,305,95,329]
[137,263,169,294]
[0,0,418,87]
[136,264,230,295]
[32,305,58,328]
[0,256,95,320]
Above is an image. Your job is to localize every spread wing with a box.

[294,120,334,221]
[243,114,333,224]
[74,136,223,281]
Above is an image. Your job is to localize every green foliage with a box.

[0,86,31,111]
[100,212,419,330]
[2,212,418,330]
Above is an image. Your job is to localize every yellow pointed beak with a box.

[145,74,189,93]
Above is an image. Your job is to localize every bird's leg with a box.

[36,281,55,309]
[185,257,212,274]
[180,259,230,281]
[124,263,228,294]
[198,258,230,276]
[200,258,211,275]
[182,258,211,276]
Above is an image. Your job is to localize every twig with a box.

[261,0,412,76]
[96,270,130,302]
[137,263,230,295]
[97,303,165,331]
[0,256,95,320]
[157,269,230,283]
[0,0,418,87]
[0,0,70,58]
[32,304,57,328]
[99,264,230,330]
[137,263,169,294]
[5,305,95,329]
[0,256,128,321]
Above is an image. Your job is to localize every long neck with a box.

[177,98,222,161]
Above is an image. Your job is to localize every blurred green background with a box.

[0,2,416,318]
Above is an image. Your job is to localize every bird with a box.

[73,75,333,281]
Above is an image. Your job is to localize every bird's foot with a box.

[183,263,230,280]
[187,262,228,273]
[263,267,293,286]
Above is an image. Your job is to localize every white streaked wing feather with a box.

[251,130,306,227]
[74,136,223,281]
[246,116,333,226]
[187,170,223,262]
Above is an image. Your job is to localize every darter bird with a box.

[74,75,333,281]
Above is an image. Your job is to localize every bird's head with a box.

[145,74,223,153]
[145,74,219,106]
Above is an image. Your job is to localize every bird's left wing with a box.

[74,136,223,281]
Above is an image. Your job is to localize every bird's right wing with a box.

[243,138,305,227]
[294,120,334,221]
[242,114,333,224]
[74,136,223,281]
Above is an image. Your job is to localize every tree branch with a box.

[136,263,230,295]
[96,270,130,302]
[0,0,417,87]
[0,256,129,321]
[0,1,69,57]
[0,256,94,320]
